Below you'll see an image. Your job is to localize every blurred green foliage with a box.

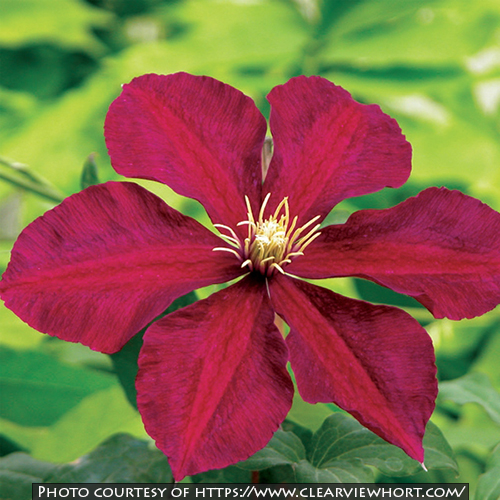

[236,417,457,482]
[1,0,500,495]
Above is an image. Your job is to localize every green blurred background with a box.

[1,0,500,496]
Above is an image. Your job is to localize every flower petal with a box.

[289,187,500,320]
[0,182,241,353]
[270,276,437,463]
[105,73,266,231]
[263,76,411,223]
[136,276,293,480]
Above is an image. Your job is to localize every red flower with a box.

[2,73,500,481]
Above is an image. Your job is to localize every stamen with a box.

[286,251,304,258]
[297,231,322,252]
[285,215,298,239]
[260,256,276,264]
[258,193,271,222]
[243,195,256,242]
[213,247,242,259]
[270,263,286,274]
[244,195,255,225]
[301,214,322,231]
[213,193,321,277]
[214,224,240,244]
[288,216,321,248]
[218,235,241,247]
[294,224,322,248]
[273,196,288,220]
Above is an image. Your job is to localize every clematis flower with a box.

[2,73,500,481]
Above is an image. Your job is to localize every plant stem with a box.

[0,157,65,203]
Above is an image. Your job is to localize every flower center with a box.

[213,194,321,277]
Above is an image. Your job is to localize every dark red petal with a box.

[136,276,293,480]
[289,187,500,320]
[270,276,437,463]
[263,76,411,223]
[0,182,241,354]
[105,73,266,232]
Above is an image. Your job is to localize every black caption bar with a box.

[33,483,469,500]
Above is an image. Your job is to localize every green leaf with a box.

[47,434,172,483]
[0,43,100,100]
[110,291,198,409]
[0,453,57,500]
[0,385,145,463]
[238,414,455,483]
[0,434,171,497]
[439,372,500,424]
[0,0,111,52]
[0,88,38,144]
[287,392,339,432]
[308,414,457,478]
[420,421,458,474]
[281,419,314,452]
[191,465,252,484]
[320,0,500,67]
[110,331,145,410]
[238,430,306,471]
[307,414,392,479]
[294,458,372,483]
[154,0,308,68]
[476,443,500,500]
[0,303,44,350]
[80,154,100,190]
[236,421,372,483]
[30,386,145,462]
[0,346,115,426]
